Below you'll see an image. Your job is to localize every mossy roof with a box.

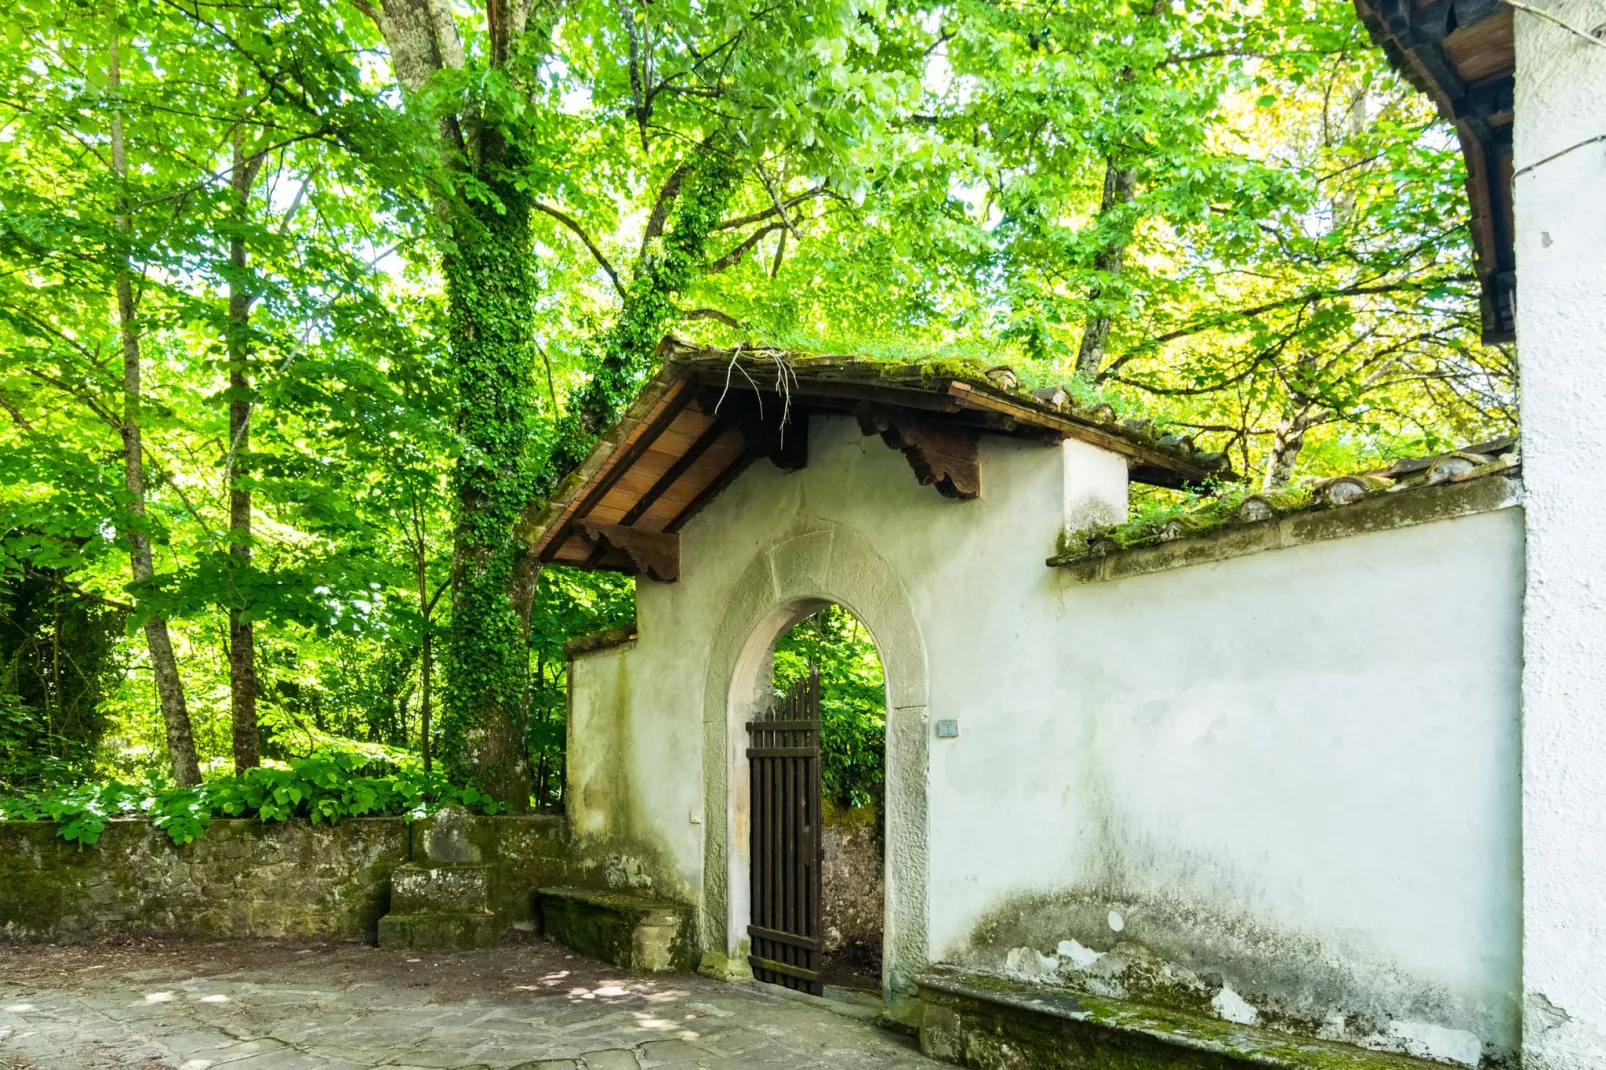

[528,337,1234,573]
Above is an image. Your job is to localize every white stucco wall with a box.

[1514,5,1606,1068]
[943,506,1524,1064]
[564,413,1523,1062]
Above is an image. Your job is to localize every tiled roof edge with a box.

[1050,467,1521,583]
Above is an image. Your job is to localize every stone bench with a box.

[536,887,693,973]
[917,967,1460,1070]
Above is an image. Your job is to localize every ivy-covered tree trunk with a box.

[438,180,538,810]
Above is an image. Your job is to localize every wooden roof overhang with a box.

[529,339,1231,582]
[1353,0,1517,343]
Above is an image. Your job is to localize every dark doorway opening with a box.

[769,604,886,994]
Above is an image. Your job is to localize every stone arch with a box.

[699,520,929,1003]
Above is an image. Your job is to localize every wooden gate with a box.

[746,666,823,994]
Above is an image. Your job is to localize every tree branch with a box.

[643,154,698,251]
[41,575,134,613]
[0,387,32,429]
[681,307,743,328]
[1098,282,1443,381]
[534,202,625,298]
[705,222,783,273]
[717,185,824,230]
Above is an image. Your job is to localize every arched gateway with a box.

[698,523,928,1002]
[540,337,1525,1065]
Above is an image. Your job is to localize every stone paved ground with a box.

[0,936,939,1070]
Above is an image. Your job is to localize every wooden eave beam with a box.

[618,418,734,527]
[944,381,1223,486]
[1357,0,1516,341]
[696,389,809,472]
[665,447,759,533]
[536,381,695,562]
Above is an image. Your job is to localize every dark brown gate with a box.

[746,666,823,994]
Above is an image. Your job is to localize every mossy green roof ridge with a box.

[1051,443,1521,568]
[658,335,1234,484]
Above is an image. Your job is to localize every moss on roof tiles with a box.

[1051,446,1521,568]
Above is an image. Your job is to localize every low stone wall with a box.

[496,813,578,925]
[0,817,408,942]
[0,813,575,944]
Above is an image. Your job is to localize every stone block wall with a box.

[0,814,575,943]
[0,817,408,942]
[495,813,578,925]
[823,802,883,952]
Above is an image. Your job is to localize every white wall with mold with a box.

[1513,4,1606,1068]
[564,412,1524,1064]
[940,504,1524,1066]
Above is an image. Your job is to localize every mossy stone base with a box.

[537,887,693,972]
[917,968,1459,1070]
[377,910,501,950]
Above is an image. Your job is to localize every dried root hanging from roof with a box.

[715,344,801,448]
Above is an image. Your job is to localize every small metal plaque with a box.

[935,719,959,739]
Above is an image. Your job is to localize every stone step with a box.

[377,910,501,950]
[389,861,494,915]
[916,967,1467,1070]
[536,886,693,973]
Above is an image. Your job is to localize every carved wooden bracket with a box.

[572,521,680,582]
[854,402,981,499]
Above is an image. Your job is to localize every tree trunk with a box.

[109,32,202,787]
[438,182,538,810]
[1263,412,1311,489]
[415,508,434,774]
[226,126,259,775]
[1075,159,1137,380]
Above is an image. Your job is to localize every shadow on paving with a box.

[0,933,936,1070]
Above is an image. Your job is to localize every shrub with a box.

[0,749,506,847]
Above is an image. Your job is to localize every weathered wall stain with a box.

[951,888,1511,1067]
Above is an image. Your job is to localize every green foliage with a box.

[0,697,92,791]
[0,751,506,848]
[546,151,744,486]
[772,605,886,809]
[0,566,125,788]
[0,0,1514,805]
[527,566,635,807]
